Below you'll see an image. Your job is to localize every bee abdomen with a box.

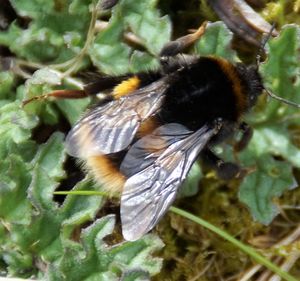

[85,154,126,193]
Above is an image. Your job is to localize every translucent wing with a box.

[65,79,167,157]
[120,123,218,241]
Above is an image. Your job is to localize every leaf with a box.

[89,0,171,74]
[90,18,132,75]
[0,154,32,224]
[239,154,296,224]
[3,138,104,270]
[251,24,300,123]
[236,24,300,224]
[47,215,164,281]
[8,133,67,262]
[120,0,171,55]
[60,177,105,246]
[129,51,159,73]
[0,1,92,63]
[56,97,91,125]
[0,71,15,100]
[9,0,56,18]
[194,21,237,61]
[0,101,39,158]
[249,126,300,168]
[0,101,39,223]
[0,103,40,276]
[121,270,150,281]
[178,163,203,198]
[29,132,66,211]
[2,250,33,278]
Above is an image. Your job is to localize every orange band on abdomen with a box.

[113,76,141,99]
[85,155,126,193]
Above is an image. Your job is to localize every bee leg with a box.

[22,89,89,107]
[159,21,208,74]
[201,149,241,180]
[160,21,208,57]
[234,122,253,152]
[22,75,131,107]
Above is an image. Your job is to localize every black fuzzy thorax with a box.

[158,57,239,131]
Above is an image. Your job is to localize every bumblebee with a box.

[24,22,295,241]
[58,22,266,241]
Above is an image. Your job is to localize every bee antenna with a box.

[256,23,276,69]
[264,87,300,108]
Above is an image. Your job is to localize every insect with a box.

[23,22,299,241]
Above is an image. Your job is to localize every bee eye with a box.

[160,56,168,63]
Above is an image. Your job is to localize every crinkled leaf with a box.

[120,0,171,55]
[194,21,237,60]
[90,0,171,74]
[29,68,62,85]
[6,140,104,268]
[249,126,300,168]
[0,102,39,158]
[29,132,66,211]
[8,133,67,263]
[0,155,32,224]
[0,1,92,63]
[129,51,159,73]
[9,0,55,18]
[0,104,39,276]
[2,250,33,277]
[239,154,296,224]
[0,105,162,277]
[90,18,132,75]
[60,177,105,246]
[48,215,163,281]
[0,24,69,63]
[251,24,300,123]
[111,235,163,274]
[0,102,38,222]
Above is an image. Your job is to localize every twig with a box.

[238,225,300,281]
[269,252,300,281]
